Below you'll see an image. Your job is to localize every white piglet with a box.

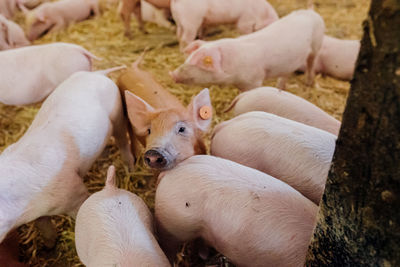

[226,87,341,135]
[0,70,134,244]
[171,0,278,49]
[211,112,336,204]
[75,166,170,267]
[0,0,18,19]
[313,35,360,80]
[0,42,98,106]
[0,14,30,50]
[155,155,318,267]
[141,0,174,30]
[171,9,325,90]
[23,0,99,41]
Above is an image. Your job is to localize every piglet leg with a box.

[276,76,289,90]
[113,115,136,171]
[65,175,90,219]
[306,53,316,86]
[47,18,66,34]
[91,1,100,16]
[236,15,256,34]
[133,3,146,33]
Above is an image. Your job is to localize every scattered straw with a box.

[0,0,370,266]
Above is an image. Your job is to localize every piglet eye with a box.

[178,127,185,133]
[147,129,151,135]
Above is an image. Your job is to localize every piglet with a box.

[313,35,360,80]
[171,0,278,50]
[211,111,336,204]
[118,56,212,171]
[0,0,18,19]
[171,9,325,90]
[0,42,98,105]
[22,0,99,40]
[141,0,174,30]
[75,166,170,267]
[155,155,318,267]
[0,14,30,50]
[0,70,134,244]
[226,87,341,135]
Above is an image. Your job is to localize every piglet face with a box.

[125,89,212,171]
[26,13,52,41]
[143,111,198,170]
[171,46,228,85]
[0,19,30,49]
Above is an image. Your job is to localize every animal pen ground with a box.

[0,0,370,266]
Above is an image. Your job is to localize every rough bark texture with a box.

[306,0,400,266]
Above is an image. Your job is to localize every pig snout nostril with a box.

[144,149,167,169]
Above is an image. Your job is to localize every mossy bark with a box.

[306,0,400,266]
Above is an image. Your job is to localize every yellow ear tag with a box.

[203,56,213,67]
[199,106,212,120]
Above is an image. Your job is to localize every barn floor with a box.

[0,0,370,266]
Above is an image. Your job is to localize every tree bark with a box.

[306,0,400,266]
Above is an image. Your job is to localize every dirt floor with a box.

[0,0,370,266]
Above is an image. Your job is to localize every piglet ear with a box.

[0,22,10,46]
[187,47,223,73]
[125,91,154,136]
[36,12,46,22]
[105,165,116,188]
[183,40,206,56]
[188,88,212,132]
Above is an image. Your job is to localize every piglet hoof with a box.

[43,235,57,250]
[276,77,288,91]
[124,32,133,40]
[306,78,315,87]
[35,217,58,250]
[194,239,210,260]
[128,161,135,172]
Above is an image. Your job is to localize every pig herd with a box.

[0,0,358,266]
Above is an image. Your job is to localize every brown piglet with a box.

[117,56,212,171]
[0,230,27,267]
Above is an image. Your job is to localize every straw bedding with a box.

[0,0,370,265]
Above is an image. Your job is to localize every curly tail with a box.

[105,165,116,188]
[223,92,248,113]
[131,47,149,68]
[95,66,127,76]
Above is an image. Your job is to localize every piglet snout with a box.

[144,149,167,169]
